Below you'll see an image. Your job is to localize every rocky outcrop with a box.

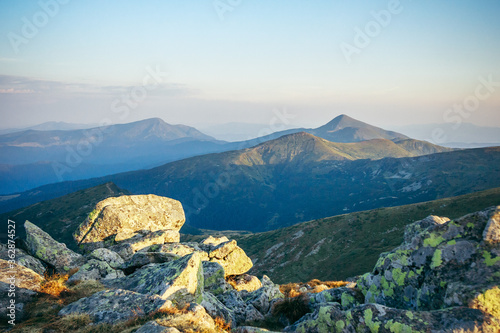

[58,289,172,324]
[104,252,204,304]
[285,206,500,332]
[67,259,124,284]
[0,259,43,322]
[73,195,185,250]
[202,239,254,277]
[0,243,46,275]
[24,221,84,274]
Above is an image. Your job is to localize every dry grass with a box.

[40,273,70,297]
[280,279,348,298]
[214,316,232,331]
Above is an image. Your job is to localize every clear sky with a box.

[0,0,499,130]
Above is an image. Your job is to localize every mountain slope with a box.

[235,187,500,283]
[0,182,129,250]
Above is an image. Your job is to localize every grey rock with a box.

[58,289,172,324]
[67,259,124,284]
[203,261,232,296]
[89,248,124,269]
[24,221,84,274]
[121,252,181,274]
[0,244,45,275]
[201,291,236,325]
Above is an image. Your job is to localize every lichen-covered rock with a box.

[211,244,253,277]
[357,207,500,313]
[89,248,125,269]
[230,274,263,292]
[74,194,185,248]
[104,252,204,304]
[153,303,221,332]
[217,290,248,325]
[201,291,236,325]
[121,252,181,274]
[67,259,124,284]
[309,287,363,310]
[208,240,238,259]
[483,206,500,245]
[244,275,284,315]
[203,261,232,295]
[135,321,181,333]
[285,303,500,333]
[58,289,172,324]
[202,236,230,246]
[24,221,84,274]
[141,242,202,257]
[107,229,180,260]
[0,244,45,275]
[0,259,43,322]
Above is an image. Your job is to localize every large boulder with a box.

[24,221,84,274]
[0,243,45,275]
[73,195,185,249]
[203,261,233,296]
[152,303,222,332]
[107,229,181,260]
[88,248,124,269]
[58,289,172,324]
[104,252,204,304]
[67,259,124,284]
[205,240,253,277]
[0,259,43,323]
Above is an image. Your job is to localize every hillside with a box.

[0,182,129,250]
[235,187,500,284]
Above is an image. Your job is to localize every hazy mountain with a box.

[392,122,500,148]
[0,121,98,135]
[0,118,227,193]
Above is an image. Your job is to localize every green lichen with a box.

[430,249,442,269]
[335,320,345,332]
[364,308,380,333]
[483,251,500,267]
[405,311,414,320]
[392,268,407,286]
[440,281,447,288]
[467,222,475,228]
[384,320,418,333]
[341,292,355,308]
[88,209,99,222]
[423,233,445,247]
[447,239,456,245]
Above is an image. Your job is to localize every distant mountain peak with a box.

[319,114,367,131]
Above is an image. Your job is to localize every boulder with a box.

[202,236,230,246]
[58,289,172,324]
[0,259,43,322]
[24,221,84,274]
[483,206,500,245]
[67,259,124,284]
[244,275,284,315]
[140,242,202,257]
[285,303,500,333]
[230,274,263,292]
[201,291,236,325]
[309,286,363,310]
[209,242,253,277]
[0,244,45,275]
[74,195,185,249]
[153,303,221,332]
[88,248,124,269]
[107,229,181,260]
[203,261,232,296]
[104,252,204,304]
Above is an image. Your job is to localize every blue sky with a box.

[0,0,499,130]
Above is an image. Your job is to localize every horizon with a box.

[1,1,499,133]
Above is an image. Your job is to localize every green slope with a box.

[236,187,500,284]
[0,182,129,251]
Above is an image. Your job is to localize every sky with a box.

[0,0,499,132]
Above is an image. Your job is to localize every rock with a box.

[201,291,236,325]
[403,215,450,244]
[233,327,281,333]
[107,230,181,260]
[244,304,265,323]
[230,274,263,292]
[483,206,500,245]
[285,303,500,333]
[203,261,232,295]
[0,244,46,275]
[74,194,185,249]
[208,240,238,259]
[136,321,181,333]
[67,259,124,284]
[357,207,500,313]
[217,290,248,325]
[202,236,230,246]
[88,248,124,269]
[211,245,253,277]
[24,221,84,274]
[309,287,363,310]
[153,303,220,332]
[141,242,201,257]
[58,289,172,324]
[245,275,284,315]
[0,259,43,322]
[121,252,181,274]
[104,252,204,304]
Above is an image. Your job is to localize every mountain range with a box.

[0,114,413,194]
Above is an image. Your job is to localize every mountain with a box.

[2,132,493,233]
[234,187,500,284]
[0,121,98,135]
[0,118,228,194]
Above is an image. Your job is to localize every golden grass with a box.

[280,279,348,298]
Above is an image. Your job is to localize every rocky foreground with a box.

[1,194,499,332]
